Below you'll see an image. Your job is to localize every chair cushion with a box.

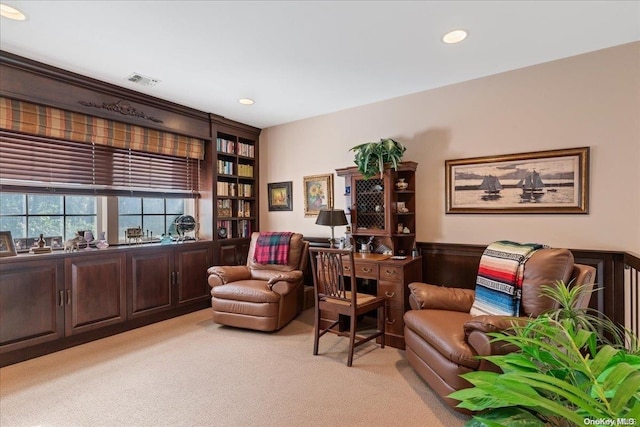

[520,248,574,316]
[211,280,281,303]
[247,232,305,272]
[470,241,543,317]
[404,309,479,369]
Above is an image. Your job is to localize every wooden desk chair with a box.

[309,247,386,366]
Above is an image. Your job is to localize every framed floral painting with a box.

[303,174,333,217]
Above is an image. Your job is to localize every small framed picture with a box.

[0,231,18,257]
[268,181,293,211]
[303,174,334,217]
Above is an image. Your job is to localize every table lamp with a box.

[315,209,348,248]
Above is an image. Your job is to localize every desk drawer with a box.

[384,307,405,336]
[380,265,403,283]
[343,262,378,279]
[378,281,404,309]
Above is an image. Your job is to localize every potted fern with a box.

[350,138,406,179]
[450,281,640,426]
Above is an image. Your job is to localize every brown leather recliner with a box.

[207,232,309,332]
[403,248,596,413]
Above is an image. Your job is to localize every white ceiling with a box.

[1,1,639,129]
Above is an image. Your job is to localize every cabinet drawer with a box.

[380,265,403,282]
[344,262,378,279]
[378,281,404,309]
[384,307,405,336]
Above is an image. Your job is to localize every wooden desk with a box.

[343,253,423,349]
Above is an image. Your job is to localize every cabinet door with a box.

[175,244,211,306]
[65,253,126,335]
[0,259,64,353]
[351,175,390,236]
[128,248,173,318]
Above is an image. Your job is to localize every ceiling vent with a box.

[126,73,160,87]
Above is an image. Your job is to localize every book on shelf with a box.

[237,164,253,177]
[237,142,254,158]
[217,199,232,217]
[217,160,234,175]
[237,200,251,217]
[216,138,235,154]
[238,220,252,238]
[238,184,252,197]
[217,182,237,197]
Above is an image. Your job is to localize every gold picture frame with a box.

[303,174,334,217]
[0,230,18,257]
[445,147,589,214]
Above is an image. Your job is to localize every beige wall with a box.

[259,42,640,253]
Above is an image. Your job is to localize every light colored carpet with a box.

[0,308,469,427]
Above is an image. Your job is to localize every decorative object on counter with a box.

[303,173,334,217]
[395,178,409,190]
[217,227,227,239]
[96,232,109,249]
[411,246,419,258]
[160,233,174,244]
[83,231,94,250]
[64,233,84,252]
[125,227,144,245]
[350,138,406,179]
[315,209,348,248]
[29,233,52,254]
[0,231,18,257]
[174,215,198,242]
[403,227,410,234]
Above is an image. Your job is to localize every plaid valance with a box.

[0,97,204,160]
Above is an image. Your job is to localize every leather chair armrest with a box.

[407,282,475,312]
[267,271,303,294]
[207,266,251,287]
[464,315,525,360]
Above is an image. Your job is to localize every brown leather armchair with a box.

[207,232,309,332]
[403,248,596,413]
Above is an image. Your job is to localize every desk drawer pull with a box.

[343,266,351,271]
[384,269,397,276]
[361,267,373,273]
[386,318,396,325]
[384,291,395,298]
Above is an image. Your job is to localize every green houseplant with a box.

[350,138,406,179]
[450,281,640,427]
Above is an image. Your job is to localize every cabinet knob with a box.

[361,267,372,273]
[384,291,395,298]
[386,318,396,325]
[384,269,396,276]
[343,265,351,271]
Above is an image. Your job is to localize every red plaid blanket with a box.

[254,232,293,265]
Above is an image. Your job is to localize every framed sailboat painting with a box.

[445,147,589,214]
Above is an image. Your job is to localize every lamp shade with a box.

[315,209,348,227]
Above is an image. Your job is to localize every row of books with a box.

[216,138,236,154]
[217,160,234,175]
[216,182,253,197]
[237,142,254,158]
[237,164,254,177]
[217,199,252,218]
[215,219,252,239]
[216,138,255,158]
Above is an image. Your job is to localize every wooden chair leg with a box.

[347,314,357,367]
[379,305,385,349]
[313,307,320,356]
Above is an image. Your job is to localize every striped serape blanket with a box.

[254,232,293,265]
[469,240,544,317]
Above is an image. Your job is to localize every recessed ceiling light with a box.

[238,98,254,105]
[442,29,468,44]
[0,3,27,21]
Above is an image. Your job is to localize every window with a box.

[118,197,185,242]
[0,193,97,250]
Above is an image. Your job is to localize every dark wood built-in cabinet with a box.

[0,241,212,366]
